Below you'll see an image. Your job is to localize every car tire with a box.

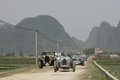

[73,61,76,72]
[54,61,57,72]
[39,61,43,69]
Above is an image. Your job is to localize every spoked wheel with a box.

[57,66,59,71]
[39,61,43,69]
[82,61,85,66]
[72,61,76,72]
[54,61,57,72]
[56,61,59,71]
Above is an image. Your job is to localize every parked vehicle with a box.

[54,53,76,72]
[38,51,56,68]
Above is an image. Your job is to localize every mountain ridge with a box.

[0,15,78,56]
[83,21,119,52]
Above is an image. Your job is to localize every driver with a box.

[61,53,65,56]
[68,54,72,58]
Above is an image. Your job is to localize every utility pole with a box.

[44,39,46,51]
[57,42,59,52]
[35,30,38,66]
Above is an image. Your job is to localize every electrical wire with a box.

[0,20,34,31]
[37,30,65,47]
[0,20,71,48]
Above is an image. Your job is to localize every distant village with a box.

[95,48,119,58]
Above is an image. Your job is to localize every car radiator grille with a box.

[45,56,50,62]
[79,59,81,61]
[62,59,67,65]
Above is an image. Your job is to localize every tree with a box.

[82,48,94,55]
[19,52,24,57]
[5,52,15,56]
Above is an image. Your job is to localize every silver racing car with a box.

[54,53,76,72]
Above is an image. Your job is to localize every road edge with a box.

[93,60,118,80]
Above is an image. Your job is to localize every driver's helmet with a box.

[68,54,71,57]
[68,54,72,58]
[61,53,65,56]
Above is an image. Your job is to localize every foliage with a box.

[93,58,120,65]
[82,48,94,55]
[19,52,24,57]
[0,57,35,73]
[5,52,15,56]
[81,60,107,80]
[0,57,35,64]
[93,58,120,79]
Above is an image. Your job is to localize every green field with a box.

[93,58,120,79]
[0,57,35,73]
[82,60,107,80]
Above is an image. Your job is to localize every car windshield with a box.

[42,52,55,55]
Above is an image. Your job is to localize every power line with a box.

[0,19,73,66]
[15,26,34,31]
[0,20,64,46]
[0,20,71,48]
[37,30,65,47]
[0,20,34,31]
[0,20,15,27]
[0,20,38,66]
[37,31,56,43]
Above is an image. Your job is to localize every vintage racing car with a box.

[72,54,85,66]
[54,53,76,72]
[38,51,56,68]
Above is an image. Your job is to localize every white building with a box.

[95,48,103,55]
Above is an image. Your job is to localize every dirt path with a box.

[1,64,87,80]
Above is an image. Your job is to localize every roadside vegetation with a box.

[93,58,120,79]
[81,48,107,80]
[80,59,107,80]
[0,57,35,77]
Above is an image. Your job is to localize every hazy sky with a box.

[0,0,120,41]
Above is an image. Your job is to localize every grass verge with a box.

[79,60,107,80]
[0,57,36,77]
[0,65,36,78]
[93,58,120,79]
